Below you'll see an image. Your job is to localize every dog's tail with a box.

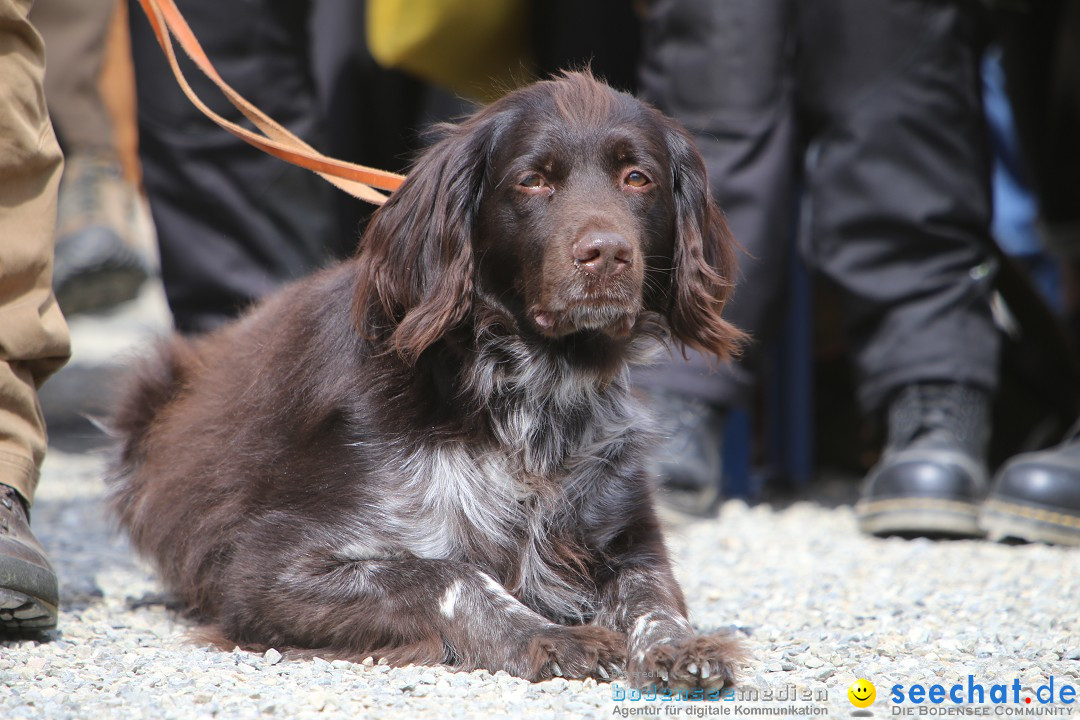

[105,336,200,513]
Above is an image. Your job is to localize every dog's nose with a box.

[572,232,633,277]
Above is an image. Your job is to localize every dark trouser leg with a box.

[633,0,800,513]
[995,0,1080,259]
[128,0,337,333]
[636,0,800,409]
[797,0,998,415]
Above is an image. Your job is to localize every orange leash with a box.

[135,0,405,206]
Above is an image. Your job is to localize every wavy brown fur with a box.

[108,72,745,689]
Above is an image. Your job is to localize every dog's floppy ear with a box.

[664,121,746,361]
[353,119,494,364]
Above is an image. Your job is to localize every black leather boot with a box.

[648,391,727,518]
[856,384,991,537]
[981,422,1080,545]
[0,485,59,632]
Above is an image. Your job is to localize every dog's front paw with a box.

[628,632,744,691]
[526,625,626,681]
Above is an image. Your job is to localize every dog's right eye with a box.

[519,173,545,189]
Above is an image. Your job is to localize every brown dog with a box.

[108,72,745,689]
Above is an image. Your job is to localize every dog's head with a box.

[353,72,743,364]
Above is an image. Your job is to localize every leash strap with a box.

[135,0,405,205]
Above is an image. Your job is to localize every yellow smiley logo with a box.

[848,679,876,708]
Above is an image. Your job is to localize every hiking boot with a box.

[981,422,1080,545]
[648,391,726,518]
[856,383,990,537]
[53,151,150,315]
[0,485,58,632]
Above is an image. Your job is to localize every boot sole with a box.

[55,265,148,316]
[0,587,57,632]
[856,496,983,538]
[981,498,1080,546]
[657,484,723,520]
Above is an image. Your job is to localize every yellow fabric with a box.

[366,0,533,102]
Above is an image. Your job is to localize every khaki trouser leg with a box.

[0,0,72,506]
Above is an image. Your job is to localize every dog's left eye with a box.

[624,170,651,188]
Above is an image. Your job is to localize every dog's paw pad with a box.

[529,625,627,681]
[631,632,744,690]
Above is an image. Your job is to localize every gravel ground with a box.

[3,285,1078,719]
